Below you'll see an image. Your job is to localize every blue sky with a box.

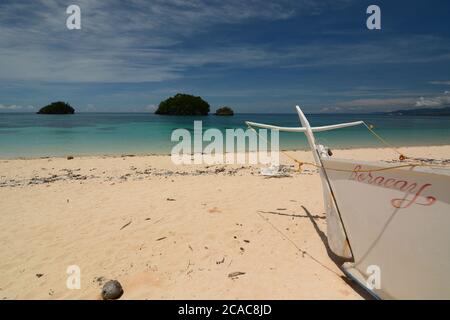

[0,0,450,113]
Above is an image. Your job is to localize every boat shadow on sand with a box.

[261,206,374,299]
[300,206,375,300]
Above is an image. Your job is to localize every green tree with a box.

[155,94,210,116]
[214,106,234,116]
[37,101,75,114]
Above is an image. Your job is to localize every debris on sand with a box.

[120,221,132,230]
[0,162,277,188]
[214,167,226,174]
[228,271,245,279]
[101,280,124,300]
[93,276,107,286]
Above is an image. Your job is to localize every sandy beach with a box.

[1,145,449,300]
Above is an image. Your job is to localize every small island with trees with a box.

[37,101,75,114]
[214,106,234,116]
[155,93,210,116]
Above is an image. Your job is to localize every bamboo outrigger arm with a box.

[246,105,363,133]
[245,120,364,133]
[245,106,364,169]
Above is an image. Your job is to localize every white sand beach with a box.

[0,145,449,300]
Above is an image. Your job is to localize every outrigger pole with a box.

[245,106,364,167]
[246,106,364,259]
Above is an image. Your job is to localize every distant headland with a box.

[379,106,450,116]
[37,101,75,114]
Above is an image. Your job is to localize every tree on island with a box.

[155,93,210,116]
[37,101,75,114]
[214,106,234,116]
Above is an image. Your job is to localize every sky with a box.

[0,0,450,113]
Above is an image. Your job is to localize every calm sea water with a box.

[0,113,450,158]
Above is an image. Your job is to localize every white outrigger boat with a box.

[246,106,450,300]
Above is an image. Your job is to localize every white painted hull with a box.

[322,158,450,299]
[246,106,450,299]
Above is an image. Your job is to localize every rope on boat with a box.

[362,122,407,161]
[246,123,449,173]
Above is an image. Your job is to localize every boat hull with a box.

[322,158,450,300]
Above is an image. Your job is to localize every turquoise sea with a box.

[1,113,450,158]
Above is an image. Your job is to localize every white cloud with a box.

[0,104,34,111]
[83,104,96,112]
[143,104,157,112]
[283,36,450,69]
[0,0,318,83]
[335,97,416,108]
[429,81,450,85]
[415,92,450,107]
[1,1,449,84]
[325,91,450,112]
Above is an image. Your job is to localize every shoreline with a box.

[2,143,450,161]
